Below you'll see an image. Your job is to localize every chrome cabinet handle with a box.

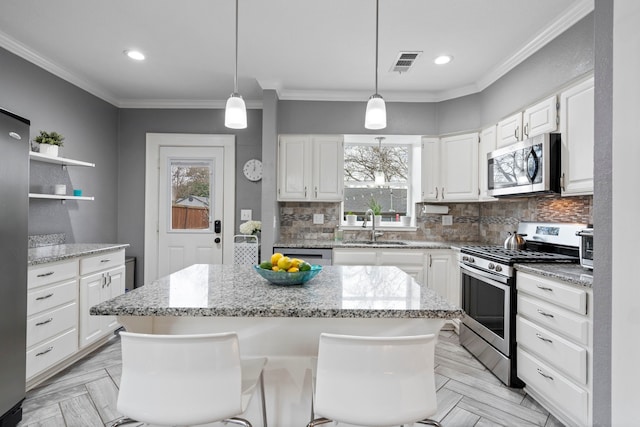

[536,286,553,292]
[435,187,439,199]
[37,271,54,278]
[36,293,54,300]
[537,368,554,381]
[36,318,53,326]
[561,173,565,191]
[429,254,432,267]
[524,123,529,138]
[101,274,107,288]
[537,309,555,318]
[315,186,318,198]
[441,187,444,199]
[536,333,553,343]
[514,126,520,140]
[304,187,307,197]
[36,346,54,357]
[100,259,111,263]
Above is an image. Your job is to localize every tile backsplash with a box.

[278,194,593,245]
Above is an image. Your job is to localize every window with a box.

[343,135,421,225]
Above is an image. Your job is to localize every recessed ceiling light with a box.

[124,50,145,61]
[434,55,453,65]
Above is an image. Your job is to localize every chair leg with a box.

[259,371,268,427]
[223,417,252,427]
[417,419,442,427]
[306,417,333,427]
[111,418,141,426]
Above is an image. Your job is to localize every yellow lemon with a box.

[271,252,283,265]
[277,256,292,271]
[290,258,302,268]
[287,267,299,273]
[271,266,280,272]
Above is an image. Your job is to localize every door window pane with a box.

[169,160,212,231]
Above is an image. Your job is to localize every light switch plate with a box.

[313,214,324,224]
[241,209,252,220]
[442,215,453,226]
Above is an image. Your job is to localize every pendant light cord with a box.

[374,0,379,95]
[234,0,239,94]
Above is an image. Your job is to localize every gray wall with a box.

[0,47,119,243]
[593,1,613,425]
[117,109,262,286]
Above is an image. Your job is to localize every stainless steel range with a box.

[459,222,586,387]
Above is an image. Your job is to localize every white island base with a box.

[117,315,446,427]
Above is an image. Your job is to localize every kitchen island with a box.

[91,264,463,426]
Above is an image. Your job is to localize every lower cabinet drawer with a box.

[518,294,589,345]
[27,279,77,316]
[518,348,588,426]
[26,328,78,380]
[27,303,78,347]
[80,249,125,276]
[516,315,587,384]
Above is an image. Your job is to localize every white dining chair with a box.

[308,333,441,427]
[112,331,267,427]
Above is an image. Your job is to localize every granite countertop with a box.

[91,264,463,319]
[515,263,594,288]
[274,240,481,250]
[29,243,130,266]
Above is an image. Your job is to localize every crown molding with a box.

[117,99,263,109]
[0,30,120,106]
[476,0,594,91]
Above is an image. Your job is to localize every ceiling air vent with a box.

[390,51,422,73]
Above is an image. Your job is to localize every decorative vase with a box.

[346,215,357,226]
[39,144,59,157]
[374,216,382,226]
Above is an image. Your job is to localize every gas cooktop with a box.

[460,245,579,265]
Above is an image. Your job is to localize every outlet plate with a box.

[442,215,453,226]
[313,214,324,224]
[241,209,252,221]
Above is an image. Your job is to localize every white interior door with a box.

[158,146,223,277]
[145,134,235,284]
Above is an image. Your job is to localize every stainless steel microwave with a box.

[487,133,561,197]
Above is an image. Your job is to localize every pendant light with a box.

[225,0,247,129]
[365,0,386,130]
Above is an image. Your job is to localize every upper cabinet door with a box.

[523,95,558,139]
[312,135,344,201]
[440,133,479,201]
[421,137,440,201]
[479,125,497,201]
[278,135,311,200]
[496,112,523,147]
[560,77,594,196]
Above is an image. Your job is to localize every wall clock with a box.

[243,159,263,181]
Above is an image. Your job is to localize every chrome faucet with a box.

[362,208,384,242]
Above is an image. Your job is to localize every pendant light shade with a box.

[365,94,387,130]
[225,93,247,129]
[225,0,247,129]
[365,0,386,130]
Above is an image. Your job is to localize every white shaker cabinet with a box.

[422,133,479,202]
[496,96,558,147]
[559,77,594,196]
[516,271,592,427]
[277,134,344,201]
[332,248,425,284]
[79,250,126,348]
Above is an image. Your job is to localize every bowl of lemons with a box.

[254,253,322,286]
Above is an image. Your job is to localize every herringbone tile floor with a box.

[18,330,564,427]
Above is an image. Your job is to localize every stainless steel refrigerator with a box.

[0,108,28,426]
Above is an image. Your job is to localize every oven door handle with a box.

[459,263,510,287]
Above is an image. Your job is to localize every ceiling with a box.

[0,0,592,108]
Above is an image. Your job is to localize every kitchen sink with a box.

[343,240,408,246]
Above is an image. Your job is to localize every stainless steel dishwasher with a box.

[272,247,333,265]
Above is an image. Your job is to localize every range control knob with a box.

[468,256,475,263]
[462,256,469,262]
[495,265,503,272]
[488,263,495,270]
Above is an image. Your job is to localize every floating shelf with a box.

[29,152,95,168]
[29,193,95,201]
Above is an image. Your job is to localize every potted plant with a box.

[34,131,64,157]
[368,198,383,225]
[345,211,357,226]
